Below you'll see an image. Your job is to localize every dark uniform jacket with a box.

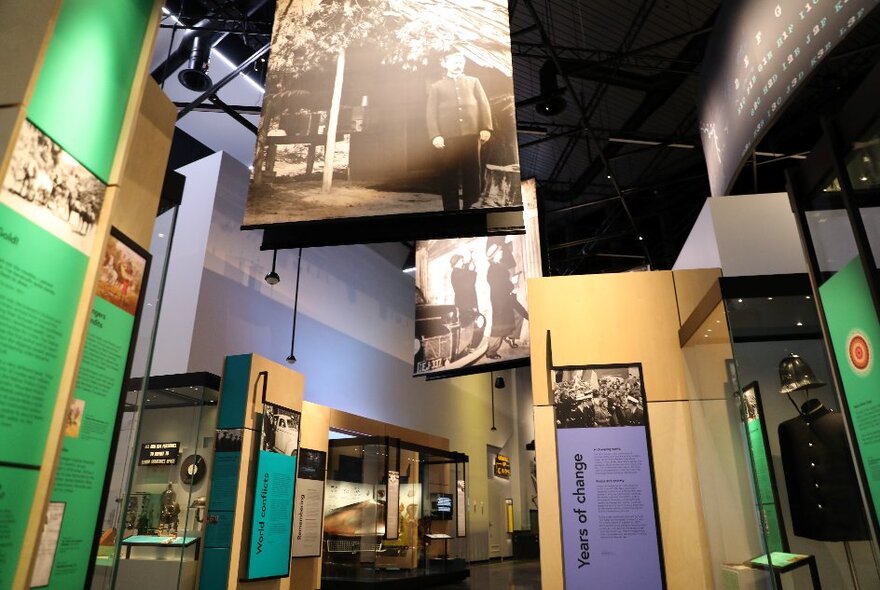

[778,402,870,541]
[426,75,493,140]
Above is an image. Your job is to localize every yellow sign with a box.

[494,454,511,479]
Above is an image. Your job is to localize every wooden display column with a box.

[0,0,173,586]
[200,354,305,590]
[527,270,720,590]
[291,401,330,590]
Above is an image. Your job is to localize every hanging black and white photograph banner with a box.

[553,363,665,590]
[413,181,541,377]
[245,0,521,231]
[414,233,538,376]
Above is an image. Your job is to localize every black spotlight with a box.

[286,354,297,364]
[535,96,567,116]
[178,36,212,92]
[535,60,567,117]
[265,250,280,285]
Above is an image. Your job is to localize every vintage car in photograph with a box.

[273,414,299,455]
[414,289,486,375]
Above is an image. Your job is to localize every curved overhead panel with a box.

[27,0,154,182]
[699,0,878,197]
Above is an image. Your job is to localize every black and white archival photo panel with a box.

[0,120,106,254]
[414,231,539,376]
[245,0,521,228]
[260,403,301,456]
[553,365,646,429]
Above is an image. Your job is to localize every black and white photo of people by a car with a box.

[414,233,539,376]
[553,365,646,429]
[261,404,301,456]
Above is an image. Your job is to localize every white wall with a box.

[674,193,808,276]
[149,152,535,562]
[674,201,721,271]
[150,154,223,375]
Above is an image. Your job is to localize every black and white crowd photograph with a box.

[414,232,539,375]
[553,365,646,429]
[0,121,105,254]
[244,0,521,227]
[215,428,244,452]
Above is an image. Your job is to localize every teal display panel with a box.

[217,355,251,429]
[199,355,252,590]
[244,398,299,581]
[820,257,880,522]
[246,450,296,580]
[28,0,154,182]
[30,230,149,589]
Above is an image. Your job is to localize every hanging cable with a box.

[286,248,303,364]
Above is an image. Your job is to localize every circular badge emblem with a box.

[848,331,872,375]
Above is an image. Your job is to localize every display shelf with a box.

[748,552,821,589]
[121,535,201,560]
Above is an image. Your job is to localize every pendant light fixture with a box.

[265,249,280,285]
[490,373,505,431]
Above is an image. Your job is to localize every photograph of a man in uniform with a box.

[244,0,521,227]
[427,51,493,211]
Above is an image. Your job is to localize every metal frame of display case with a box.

[785,58,880,551]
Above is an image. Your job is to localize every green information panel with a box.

[820,257,880,519]
[0,120,105,467]
[28,0,154,182]
[747,418,784,552]
[29,233,147,588]
[0,467,39,589]
[0,204,87,466]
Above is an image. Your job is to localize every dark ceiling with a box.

[157,0,880,274]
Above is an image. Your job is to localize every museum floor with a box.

[434,558,541,590]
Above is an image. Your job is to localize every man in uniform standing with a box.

[427,51,493,211]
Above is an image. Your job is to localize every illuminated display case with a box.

[722,276,880,589]
[92,373,219,590]
[321,436,469,589]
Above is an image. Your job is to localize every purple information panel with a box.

[553,363,665,590]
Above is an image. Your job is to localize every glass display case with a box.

[92,373,219,590]
[723,278,880,589]
[681,299,776,589]
[321,436,469,589]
